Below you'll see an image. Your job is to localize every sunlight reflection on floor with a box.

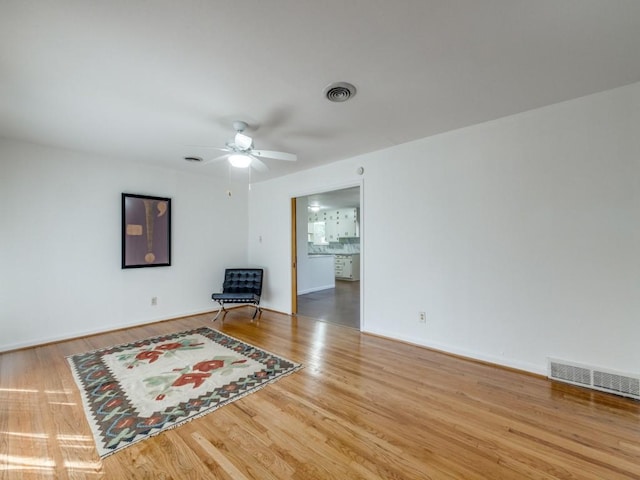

[1,453,55,468]
[0,387,39,393]
[0,388,102,478]
[63,459,102,470]
[2,431,48,439]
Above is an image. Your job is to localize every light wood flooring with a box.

[297,280,360,329]
[1,309,640,479]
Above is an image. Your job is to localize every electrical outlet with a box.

[151,296,158,306]
[419,312,426,323]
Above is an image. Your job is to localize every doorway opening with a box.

[293,186,361,329]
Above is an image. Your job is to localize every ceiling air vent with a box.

[324,82,357,102]
[183,156,203,162]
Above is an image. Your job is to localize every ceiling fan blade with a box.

[201,154,229,165]
[251,149,297,161]
[249,156,269,172]
[184,145,230,151]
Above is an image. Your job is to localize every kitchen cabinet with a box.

[335,209,359,239]
[335,254,360,281]
[325,219,338,242]
[335,211,356,239]
[308,211,327,223]
[308,208,359,243]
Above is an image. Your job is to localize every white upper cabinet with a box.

[334,208,359,239]
[308,208,359,243]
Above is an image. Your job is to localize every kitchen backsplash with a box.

[308,237,360,255]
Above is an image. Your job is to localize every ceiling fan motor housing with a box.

[233,120,248,133]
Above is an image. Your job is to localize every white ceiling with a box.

[2,1,640,182]
[305,187,360,212]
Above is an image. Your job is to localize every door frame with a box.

[290,180,364,328]
[290,197,298,314]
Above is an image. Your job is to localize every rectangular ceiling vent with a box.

[548,358,640,401]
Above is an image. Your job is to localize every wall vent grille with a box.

[548,358,640,400]
[550,362,591,386]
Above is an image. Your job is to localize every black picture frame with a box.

[122,193,171,268]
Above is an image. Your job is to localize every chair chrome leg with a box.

[212,303,226,321]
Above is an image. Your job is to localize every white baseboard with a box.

[297,284,335,295]
[361,326,545,376]
[0,307,216,353]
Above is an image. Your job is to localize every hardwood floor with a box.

[1,309,639,479]
[297,280,360,329]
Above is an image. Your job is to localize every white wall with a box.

[249,82,640,375]
[0,140,248,351]
[295,197,335,294]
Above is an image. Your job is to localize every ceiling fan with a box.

[199,120,297,171]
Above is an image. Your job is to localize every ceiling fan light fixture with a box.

[228,154,252,168]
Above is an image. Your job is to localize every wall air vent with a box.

[550,361,591,386]
[548,358,640,400]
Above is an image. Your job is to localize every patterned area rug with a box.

[67,327,302,458]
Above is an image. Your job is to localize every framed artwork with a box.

[122,193,171,268]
